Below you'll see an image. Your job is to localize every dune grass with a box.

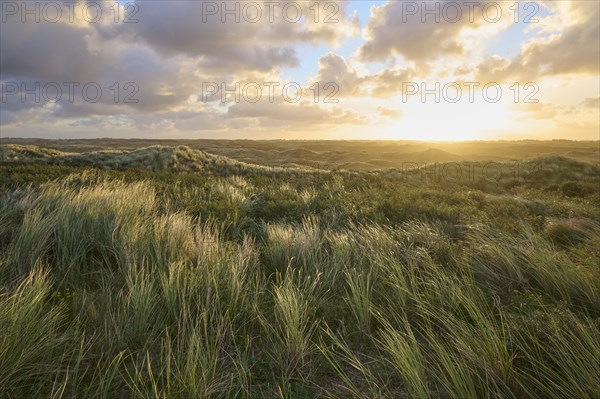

[0,146,599,398]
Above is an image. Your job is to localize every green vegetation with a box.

[0,143,599,398]
[2,138,598,169]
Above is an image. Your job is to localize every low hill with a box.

[0,144,314,176]
[0,144,72,160]
[3,139,598,170]
[3,144,599,200]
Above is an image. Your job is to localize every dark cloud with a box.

[0,0,358,132]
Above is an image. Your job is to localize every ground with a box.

[0,140,598,398]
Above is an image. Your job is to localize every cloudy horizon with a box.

[1,0,599,141]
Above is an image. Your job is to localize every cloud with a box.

[357,1,500,63]
[511,98,599,131]
[377,106,402,118]
[476,2,600,82]
[514,102,566,120]
[1,0,597,139]
[314,53,363,97]
[581,97,600,109]
[0,0,360,131]
[0,20,117,83]
[226,96,366,129]
[313,53,414,98]
[108,0,358,72]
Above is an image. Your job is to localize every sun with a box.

[374,89,524,141]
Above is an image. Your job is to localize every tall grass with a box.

[261,268,320,382]
[0,163,598,398]
[377,317,430,399]
[0,269,69,393]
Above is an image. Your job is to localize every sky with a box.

[1,0,599,140]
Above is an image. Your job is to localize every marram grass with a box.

[0,146,599,398]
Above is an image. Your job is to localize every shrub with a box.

[561,181,588,198]
[544,221,585,247]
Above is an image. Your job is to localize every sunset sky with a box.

[1,0,599,140]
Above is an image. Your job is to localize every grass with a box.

[0,143,599,398]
